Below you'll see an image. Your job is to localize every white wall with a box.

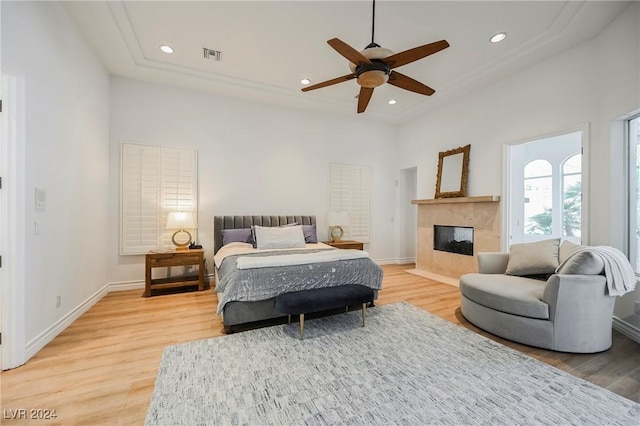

[397,3,640,320]
[2,2,110,345]
[108,76,399,284]
[398,42,597,203]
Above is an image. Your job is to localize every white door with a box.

[1,72,27,370]
[507,130,585,246]
[0,69,3,367]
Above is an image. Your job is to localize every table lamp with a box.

[166,211,197,250]
[328,211,350,242]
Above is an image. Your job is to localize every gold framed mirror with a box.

[434,144,470,198]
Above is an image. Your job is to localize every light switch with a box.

[35,187,46,210]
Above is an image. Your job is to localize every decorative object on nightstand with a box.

[323,240,364,250]
[166,211,197,251]
[328,211,350,242]
[144,249,204,297]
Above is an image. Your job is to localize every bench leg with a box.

[288,314,291,325]
[362,303,366,327]
[299,314,305,340]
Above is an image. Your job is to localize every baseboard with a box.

[25,284,109,361]
[108,279,145,291]
[612,316,640,344]
[107,274,216,292]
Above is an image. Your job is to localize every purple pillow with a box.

[302,224,318,243]
[222,228,253,246]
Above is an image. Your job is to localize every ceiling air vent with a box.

[203,48,222,61]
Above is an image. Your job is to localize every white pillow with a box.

[505,238,560,276]
[254,225,306,250]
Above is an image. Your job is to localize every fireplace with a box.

[434,225,474,256]
[413,196,500,279]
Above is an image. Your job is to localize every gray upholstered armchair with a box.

[460,251,616,353]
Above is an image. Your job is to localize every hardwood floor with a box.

[2,264,639,425]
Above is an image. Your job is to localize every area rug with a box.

[145,303,640,425]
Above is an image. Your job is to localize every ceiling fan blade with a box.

[357,87,374,113]
[328,38,372,65]
[388,71,435,96]
[301,74,356,92]
[385,40,449,69]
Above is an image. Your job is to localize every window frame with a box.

[560,153,582,240]
[626,113,640,272]
[523,159,554,236]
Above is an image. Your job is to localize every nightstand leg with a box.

[198,253,204,291]
[144,264,151,297]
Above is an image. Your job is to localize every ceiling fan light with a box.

[362,47,394,60]
[349,46,395,72]
[357,70,389,88]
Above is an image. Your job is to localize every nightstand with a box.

[323,240,364,250]
[144,249,204,297]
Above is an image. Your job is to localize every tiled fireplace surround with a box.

[412,196,501,279]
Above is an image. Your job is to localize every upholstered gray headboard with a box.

[213,215,316,255]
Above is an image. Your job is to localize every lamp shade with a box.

[166,211,197,230]
[328,211,350,227]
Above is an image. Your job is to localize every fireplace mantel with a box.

[413,195,501,280]
[412,195,500,205]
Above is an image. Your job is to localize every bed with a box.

[213,215,383,332]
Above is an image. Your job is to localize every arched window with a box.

[562,154,581,238]
[524,160,553,235]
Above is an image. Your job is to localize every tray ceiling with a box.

[63,1,630,125]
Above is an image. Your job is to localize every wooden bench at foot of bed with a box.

[274,284,375,340]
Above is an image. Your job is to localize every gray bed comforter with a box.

[215,249,383,313]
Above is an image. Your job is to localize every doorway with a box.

[506,128,587,247]
[398,167,417,263]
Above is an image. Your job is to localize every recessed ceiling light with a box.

[300,78,311,85]
[490,33,507,43]
[388,99,397,105]
[160,45,174,54]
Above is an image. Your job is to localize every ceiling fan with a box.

[302,0,449,114]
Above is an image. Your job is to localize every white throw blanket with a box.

[236,249,369,269]
[556,246,637,296]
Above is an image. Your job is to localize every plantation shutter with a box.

[121,144,197,255]
[160,148,197,248]
[330,163,370,243]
